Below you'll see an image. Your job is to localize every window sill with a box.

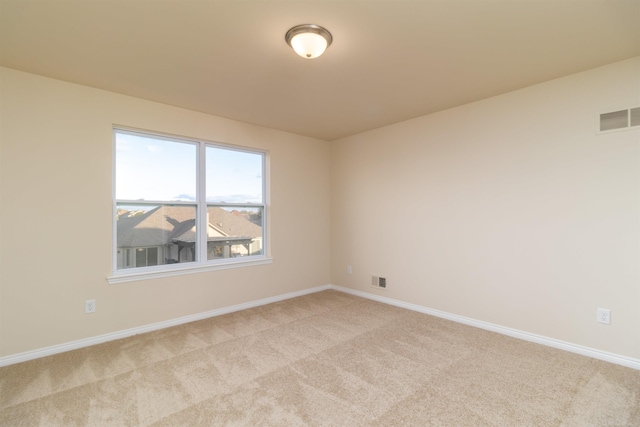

[107,257,273,284]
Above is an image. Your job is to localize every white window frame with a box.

[108,128,271,284]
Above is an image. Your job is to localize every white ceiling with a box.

[1,0,639,141]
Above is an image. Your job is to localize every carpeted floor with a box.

[1,290,639,426]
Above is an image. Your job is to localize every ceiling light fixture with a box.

[285,24,332,59]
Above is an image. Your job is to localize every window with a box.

[111,129,268,282]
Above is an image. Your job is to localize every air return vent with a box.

[372,276,387,289]
[599,107,640,132]
[630,107,640,127]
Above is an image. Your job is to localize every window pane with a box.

[116,204,197,270]
[206,207,263,260]
[116,131,196,201]
[135,248,147,267]
[147,247,158,266]
[206,146,263,203]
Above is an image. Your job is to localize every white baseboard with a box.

[329,284,640,370]
[3,284,638,370]
[0,285,331,367]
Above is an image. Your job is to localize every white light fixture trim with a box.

[285,24,332,59]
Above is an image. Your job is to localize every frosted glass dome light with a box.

[285,24,332,59]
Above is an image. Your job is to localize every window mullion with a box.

[197,141,207,263]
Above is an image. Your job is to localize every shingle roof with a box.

[116,206,262,248]
[207,207,262,239]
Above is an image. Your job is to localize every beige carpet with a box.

[1,290,639,426]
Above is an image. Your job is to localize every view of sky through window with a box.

[115,131,263,204]
[206,146,263,204]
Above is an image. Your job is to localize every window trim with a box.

[107,256,273,284]
[109,127,271,284]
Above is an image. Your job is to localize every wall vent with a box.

[630,107,640,127]
[599,107,640,133]
[372,276,387,289]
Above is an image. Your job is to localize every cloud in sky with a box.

[173,194,196,201]
[207,193,261,204]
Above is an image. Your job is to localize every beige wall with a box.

[0,68,331,357]
[331,57,640,359]
[1,57,638,362]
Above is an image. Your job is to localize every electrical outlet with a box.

[347,265,352,274]
[85,299,96,314]
[597,308,610,324]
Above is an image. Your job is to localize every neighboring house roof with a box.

[117,206,261,248]
[207,207,262,239]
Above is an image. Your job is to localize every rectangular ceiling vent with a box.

[599,107,640,133]
[372,276,387,290]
